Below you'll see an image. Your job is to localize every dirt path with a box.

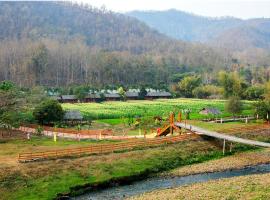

[18,126,146,140]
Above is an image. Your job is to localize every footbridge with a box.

[175,122,270,148]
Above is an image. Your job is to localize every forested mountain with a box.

[0,2,231,87]
[126,10,270,52]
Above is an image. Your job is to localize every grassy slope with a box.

[129,173,270,200]
[166,148,270,177]
[62,98,254,120]
[1,139,242,200]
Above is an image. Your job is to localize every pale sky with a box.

[76,0,270,19]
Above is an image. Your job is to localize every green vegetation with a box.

[33,99,64,125]
[62,98,254,120]
[0,139,254,200]
[226,96,243,118]
[254,100,270,121]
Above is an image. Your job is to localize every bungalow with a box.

[60,95,78,103]
[145,91,172,100]
[84,93,101,102]
[104,93,121,101]
[126,91,139,100]
[64,110,83,121]
[199,108,221,115]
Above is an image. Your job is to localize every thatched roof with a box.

[199,108,221,115]
[86,93,101,99]
[104,93,121,98]
[61,95,77,100]
[146,91,172,97]
[64,110,83,120]
[126,91,139,97]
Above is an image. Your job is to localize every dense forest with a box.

[0,1,269,91]
[0,1,231,87]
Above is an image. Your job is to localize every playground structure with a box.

[156,112,183,137]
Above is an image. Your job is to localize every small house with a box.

[60,95,78,103]
[199,108,221,115]
[84,93,101,102]
[104,93,121,101]
[64,110,83,122]
[145,91,172,100]
[126,91,139,100]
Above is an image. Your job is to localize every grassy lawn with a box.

[188,120,265,132]
[0,138,250,200]
[62,98,254,120]
[130,173,270,200]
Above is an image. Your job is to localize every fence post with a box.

[223,139,226,155]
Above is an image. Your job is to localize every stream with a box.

[74,163,270,200]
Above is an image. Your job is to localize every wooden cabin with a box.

[126,91,139,100]
[60,95,78,103]
[104,93,121,101]
[145,91,172,100]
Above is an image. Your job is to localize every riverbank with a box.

[164,148,270,177]
[129,172,270,200]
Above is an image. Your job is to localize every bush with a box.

[244,86,264,100]
[226,96,242,118]
[254,100,270,121]
[0,81,15,91]
[33,99,65,125]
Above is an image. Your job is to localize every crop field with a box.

[62,98,254,120]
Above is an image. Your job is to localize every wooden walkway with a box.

[175,122,270,148]
[18,134,198,162]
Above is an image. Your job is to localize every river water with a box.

[74,164,270,200]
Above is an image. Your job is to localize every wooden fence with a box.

[18,134,198,162]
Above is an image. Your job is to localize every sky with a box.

[76,0,270,19]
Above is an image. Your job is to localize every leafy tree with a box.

[33,99,64,125]
[244,85,264,100]
[226,96,242,118]
[177,76,201,98]
[264,81,270,100]
[254,100,270,121]
[0,82,26,128]
[118,87,126,101]
[74,85,89,101]
[218,71,242,98]
[193,87,211,99]
[138,87,147,100]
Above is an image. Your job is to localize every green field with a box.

[62,98,254,120]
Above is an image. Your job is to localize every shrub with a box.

[226,96,242,118]
[254,100,270,121]
[33,99,64,125]
[244,86,264,100]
